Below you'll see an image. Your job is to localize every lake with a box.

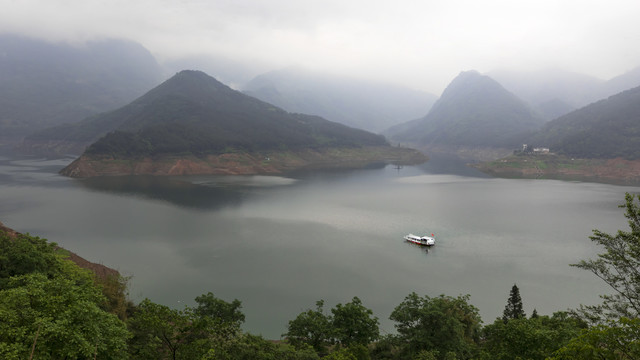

[0,153,636,338]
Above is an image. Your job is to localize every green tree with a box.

[322,344,371,360]
[193,292,245,340]
[284,300,333,355]
[572,193,640,323]
[127,298,195,360]
[369,335,400,360]
[481,311,585,360]
[502,284,525,322]
[202,333,319,360]
[389,293,481,360]
[0,230,130,359]
[550,317,640,359]
[0,231,62,287]
[0,272,129,360]
[331,296,380,348]
[96,273,134,321]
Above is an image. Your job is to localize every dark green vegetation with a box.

[243,67,437,132]
[39,70,388,159]
[502,284,525,322]
[3,193,640,358]
[0,34,162,141]
[527,85,640,160]
[386,71,544,149]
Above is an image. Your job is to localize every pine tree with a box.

[502,284,526,322]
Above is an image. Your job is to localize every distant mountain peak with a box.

[39,70,391,161]
[387,70,543,149]
[243,67,437,132]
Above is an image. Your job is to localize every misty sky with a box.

[1,0,639,94]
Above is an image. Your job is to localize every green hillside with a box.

[31,70,389,158]
[528,85,640,159]
[79,70,388,158]
[387,71,544,148]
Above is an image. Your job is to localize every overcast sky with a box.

[1,0,639,94]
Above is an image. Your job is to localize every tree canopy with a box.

[0,231,130,359]
[572,192,640,323]
[502,284,526,322]
[389,293,481,360]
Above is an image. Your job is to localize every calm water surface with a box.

[0,153,636,338]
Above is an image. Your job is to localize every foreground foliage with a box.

[284,297,379,357]
[550,317,640,359]
[481,312,585,360]
[572,192,640,323]
[0,231,129,359]
[389,293,481,360]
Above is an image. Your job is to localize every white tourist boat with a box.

[404,233,435,246]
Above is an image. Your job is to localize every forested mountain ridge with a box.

[242,67,438,132]
[59,70,425,177]
[528,84,640,159]
[28,70,390,156]
[386,70,544,154]
[0,34,163,142]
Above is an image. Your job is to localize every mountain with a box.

[60,70,425,177]
[489,67,640,120]
[488,69,603,118]
[242,67,437,132]
[0,34,164,143]
[386,70,544,153]
[528,85,640,159]
[602,66,640,98]
[162,53,267,90]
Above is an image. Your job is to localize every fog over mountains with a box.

[242,67,437,132]
[0,34,164,139]
[4,33,640,162]
[490,67,640,120]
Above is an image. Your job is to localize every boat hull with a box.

[404,234,435,246]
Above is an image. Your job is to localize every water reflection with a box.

[403,241,435,255]
[78,174,301,210]
[79,176,245,210]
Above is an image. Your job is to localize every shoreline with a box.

[472,154,640,185]
[60,146,428,178]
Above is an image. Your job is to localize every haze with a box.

[1,0,639,94]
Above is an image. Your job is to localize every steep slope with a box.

[0,220,119,280]
[387,71,544,151]
[528,85,640,159]
[489,69,604,118]
[602,66,640,97]
[243,67,437,132]
[60,70,425,177]
[0,34,163,143]
[489,67,640,120]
